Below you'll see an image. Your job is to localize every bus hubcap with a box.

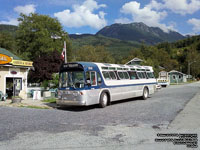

[144,89,148,98]
[102,94,108,105]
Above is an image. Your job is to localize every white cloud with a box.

[146,0,164,10]
[119,1,171,32]
[0,4,36,26]
[54,0,107,29]
[14,4,36,15]
[188,18,200,33]
[0,18,18,25]
[115,18,132,24]
[163,0,200,15]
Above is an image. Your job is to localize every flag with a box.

[61,49,65,61]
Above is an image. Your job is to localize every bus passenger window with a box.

[123,72,130,79]
[90,72,96,86]
[86,71,97,86]
[128,71,138,80]
[145,72,149,79]
[86,72,90,83]
[118,72,124,79]
[97,72,102,85]
[137,72,143,79]
[102,71,111,80]
[141,72,147,79]
[109,71,117,80]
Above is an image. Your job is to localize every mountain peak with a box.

[96,22,185,44]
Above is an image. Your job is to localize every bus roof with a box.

[65,62,154,72]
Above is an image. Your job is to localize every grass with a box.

[42,98,56,103]
[19,105,49,109]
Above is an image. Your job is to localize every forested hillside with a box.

[0,24,18,36]
[70,34,141,60]
[121,36,200,77]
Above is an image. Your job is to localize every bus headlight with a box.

[72,91,84,96]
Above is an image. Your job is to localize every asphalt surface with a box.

[0,82,199,143]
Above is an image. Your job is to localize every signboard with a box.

[10,70,17,75]
[0,54,12,65]
[11,60,33,67]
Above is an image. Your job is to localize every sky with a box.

[0,0,200,35]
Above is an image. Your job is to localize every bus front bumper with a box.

[56,99,86,106]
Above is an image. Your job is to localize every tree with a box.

[28,50,63,83]
[0,32,17,53]
[16,13,72,61]
[74,45,114,63]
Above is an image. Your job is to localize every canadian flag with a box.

[61,49,65,61]
[61,41,67,62]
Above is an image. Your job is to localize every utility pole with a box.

[63,41,67,63]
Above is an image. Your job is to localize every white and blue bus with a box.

[57,62,157,108]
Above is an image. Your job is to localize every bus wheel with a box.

[142,87,149,100]
[99,92,108,108]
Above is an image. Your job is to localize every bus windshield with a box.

[59,71,85,89]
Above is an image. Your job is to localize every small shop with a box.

[168,70,187,84]
[0,48,33,99]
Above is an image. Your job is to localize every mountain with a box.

[96,22,185,45]
[69,34,141,58]
[0,24,18,36]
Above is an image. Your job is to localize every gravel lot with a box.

[0,82,199,142]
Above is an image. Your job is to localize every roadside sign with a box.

[0,53,12,65]
[11,59,33,67]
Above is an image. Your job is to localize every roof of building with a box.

[169,70,187,75]
[125,57,143,65]
[0,47,21,60]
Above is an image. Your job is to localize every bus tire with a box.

[142,87,149,100]
[99,92,108,108]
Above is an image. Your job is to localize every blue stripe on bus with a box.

[59,82,157,91]
[105,82,157,88]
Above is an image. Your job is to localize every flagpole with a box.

[64,41,67,63]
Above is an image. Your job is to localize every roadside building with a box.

[125,57,143,65]
[0,48,33,99]
[168,70,187,84]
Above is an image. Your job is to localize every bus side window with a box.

[117,71,124,79]
[90,71,97,86]
[86,71,90,84]
[97,72,102,85]
[86,71,97,86]
[137,72,143,79]
[145,72,149,79]
[123,72,130,79]
[128,71,138,80]
[109,71,117,80]
[114,71,120,80]
[102,71,111,80]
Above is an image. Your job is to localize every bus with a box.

[57,62,157,108]
[157,71,169,87]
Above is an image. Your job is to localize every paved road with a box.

[0,82,199,149]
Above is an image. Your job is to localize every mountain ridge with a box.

[95,22,185,44]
